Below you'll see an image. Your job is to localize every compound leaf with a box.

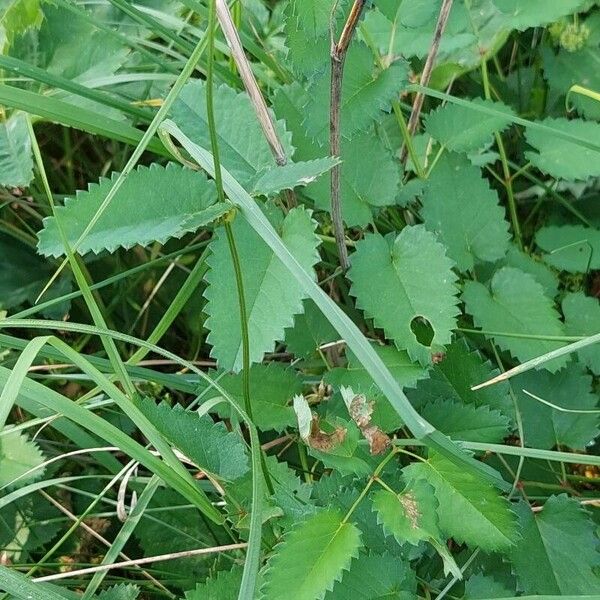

[171,80,293,186]
[372,479,441,546]
[420,398,510,443]
[202,363,302,432]
[0,431,45,489]
[536,225,600,273]
[325,552,416,599]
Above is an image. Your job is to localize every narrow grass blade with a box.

[0,565,70,600]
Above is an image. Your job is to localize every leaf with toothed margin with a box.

[420,398,510,443]
[199,363,303,432]
[404,452,519,552]
[37,163,226,257]
[406,338,513,417]
[260,509,362,600]
[425,98,514,154]
[252,157,339,197]
[204,205,321,372]
[349,226,460,366]
[462,267,569,372]
[170,80,294,187]
[303,43,409,140]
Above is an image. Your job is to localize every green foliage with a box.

[536,225,600,272]
[185,567,242,600]
[202,363,302,431]
[0,112,33,187]
[38,163,226,257]
[372,479,441,546]
[463,267,569,371]
[204,206,320,371]
[3,0,600,597]
[525,117,600,180]
[510,495,600,594]
[420,398,510,443]
[425,98,514,153]
[0,431,45,489]
[325,552,416,599]
[171,80,293,186]
[136,398,249,480]
[514,365,599,450]
[260,509,362,600]
[562,292,600,374]
[493,0,588,30]
[349,226,459,365]
[421,153,510,271]
[406,338,512,416]
[404,453,519,552]
[303,44,408,140]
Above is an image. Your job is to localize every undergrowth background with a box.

[0,0,599,598]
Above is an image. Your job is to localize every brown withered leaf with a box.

[342,388,391,455]
[308,415,347,452]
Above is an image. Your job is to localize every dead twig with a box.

[330,0,367,271]
[32,542,248,583]
[400,0,454,163]
[215,0,296,206]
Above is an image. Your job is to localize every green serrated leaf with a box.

[284,299,339,357]
[38,163,226,257]
[0,431,45,489]
[96,584,140,600]
[325,552,416,599]
[510,495,600,594]
[136,398,249,481]
[272,83,401,227]
[536,225,600,273]
[0,0,43,51]
[204,206,320,371]
[260,509,362,600]
[525,117,600,181]
[372,479,441,546]
[425,98,514,153]
[406,338,512,417]
[464,573,515,599]
[462,267,569,372]
[202,363,302,432]
[171,80,293,186]
[184,566,242,600]
[493,0,587,30]
[514,365,599,450]
[421,153,510,271]
[421,398,510,443]
[252,157,339,197]
[0,112,33,187]
[349,226,460,365]
[499,245,559,298]
[404,452,519,552]
[303,44,409,140]
[562,292,600,375]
